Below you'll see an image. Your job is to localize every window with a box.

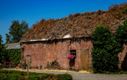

[70,50,76,56]
[68,49,76,69]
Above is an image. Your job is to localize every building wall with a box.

[21,39,93,70]
[118,44,127,69]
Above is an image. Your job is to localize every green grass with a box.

[0,70,72,80]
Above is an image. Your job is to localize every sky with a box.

[0,0,127,42]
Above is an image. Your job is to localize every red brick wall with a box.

[21,39,93,70]
[118,44,127,69]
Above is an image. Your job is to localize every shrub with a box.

[2,49,21,68]
[92,25,121,72]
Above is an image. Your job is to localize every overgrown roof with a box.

[21,3,127,42]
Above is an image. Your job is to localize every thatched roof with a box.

[21,3,127,42]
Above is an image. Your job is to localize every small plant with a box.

[46,60,61,69]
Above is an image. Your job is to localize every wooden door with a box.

[80,49,90,70]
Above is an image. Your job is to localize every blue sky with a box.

[0,0,127,42]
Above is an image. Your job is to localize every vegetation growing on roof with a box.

[21,4,127,42]
[122,8,127,14]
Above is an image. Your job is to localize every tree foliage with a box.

[0,35,21,67]
[116,20,127,70]
[8,20,29,43]
[5,34,10,44]
[92,25,121,72]
[0,35,3,49]
[116,20,127,44]
[0,35,4,63]
[4,49,21,67]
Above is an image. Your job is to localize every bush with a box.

[92,25,121,72]
[2,49,21,68]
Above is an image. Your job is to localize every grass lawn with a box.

[0,70,72,80]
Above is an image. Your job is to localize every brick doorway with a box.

[68,50,76,70]
[80,49,90,70]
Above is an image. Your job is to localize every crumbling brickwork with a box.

[21,39,93,70]
[118,44,127,69]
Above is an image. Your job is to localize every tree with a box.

[92,25,121,72]
[0,35,2,49]
[5,34,10,44]
[116,20,127,70]
[116,20,127,45]
[9,20,29,43]
[0,35,4,63]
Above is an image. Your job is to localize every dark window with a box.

[70,50,76,55]
[69,49,76,69]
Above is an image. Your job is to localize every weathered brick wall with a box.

[118,44,127,69]
[21,39,93,70]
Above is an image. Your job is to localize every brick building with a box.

[20,4,127,70]
[21,36,93,70]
